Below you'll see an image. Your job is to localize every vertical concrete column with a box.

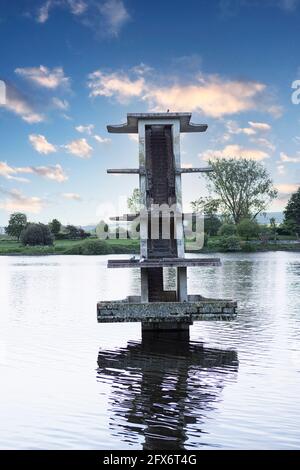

[141,268,149,303]
[177,267,188,301]
[172,121,185,258]
[138,120,148,258]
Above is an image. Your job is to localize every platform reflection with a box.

[97,335,238,449]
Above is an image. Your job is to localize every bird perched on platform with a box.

[130,256,136,261]
[140,256,145,263]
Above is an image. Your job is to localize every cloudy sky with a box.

[0,0,300,225]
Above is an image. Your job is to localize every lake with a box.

[0,252,299,449]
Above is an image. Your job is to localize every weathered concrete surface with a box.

[97,299,237,323]
[107,113,208,134]
[107,258,221,268]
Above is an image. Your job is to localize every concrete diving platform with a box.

[107,257,221,268]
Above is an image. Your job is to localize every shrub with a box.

[237,218,259,240]
[64,239,112,255]
[241,242,256,252]
[207,235,241,252]
[219,235,241,252]
[218,223,237,237]
[20,223,54,246]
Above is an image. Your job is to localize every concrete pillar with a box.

[138,120,148,258]
[177,267,188,301]
[172,121,185,258]
[141,268,149,303]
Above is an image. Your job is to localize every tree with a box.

[127,188,141,214]
[65,225,89,239]
[5,213,27,241]
[190,196,222,236]
[269,217,277,241]
[20,223,54,246]
[49,219,61,238]
[206,159,277,224]
[237,218,260,240]
[218,223,237,237]
[283,187,300,236]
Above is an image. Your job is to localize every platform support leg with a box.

[177,267,188,301]
[141,268,149,303]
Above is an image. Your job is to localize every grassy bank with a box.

[0,236,300,255]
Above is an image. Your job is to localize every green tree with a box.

[5,213,27,241]
[269,217,277,241]
[237,218,260,240]
[218,223,237,237]
[283,187,300,236]
[206,158,277,224]
[20,223,54,246]
[49,219,61,238]
[127,188,141,214]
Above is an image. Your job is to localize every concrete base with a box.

[141,321,192,340]
[97,297,237,330]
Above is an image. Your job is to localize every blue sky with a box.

[0,0,300,226]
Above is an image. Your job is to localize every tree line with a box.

[5,215,90,246]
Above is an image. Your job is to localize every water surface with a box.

[0,252,299,449]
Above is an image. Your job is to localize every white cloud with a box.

[36,0,87,23]
[36,0,52,23]
[29,134,57,154]
[144,77,268,118]
[0,161,68,183]
[128,134,139,142]
[62,192,82,201]
[201,144,269,161]
[94,134,111,143]
[35,0,129,37]
[276,183,299,194]
[99,0,130,36]
[277,164,286,175]
[226,120,271,136]
[75,124,94,135]
[52,97,69,110]
[252,137,276,152]
[1,85,44,123]
[248,121,271,132]
[64,138,93,158]
[280,151,300,163]
[0,188,44,213]
[28,164,68,182]
[88,66,280,118]
[67,0,88,15]
[88,70,144,103]
[15,65,70,89]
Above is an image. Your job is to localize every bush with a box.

[20,223,54,246]
[218,223,237,237]
[207,235,241,252]
[237,218,259,240]
[241,242,256,252]
[64,239,112,255]
[219,235,241,252]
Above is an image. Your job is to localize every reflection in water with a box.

[97,336,238,449]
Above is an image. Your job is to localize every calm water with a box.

[0,252,300,450]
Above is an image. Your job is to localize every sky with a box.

[0,0,300,226]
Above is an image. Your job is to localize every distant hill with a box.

[256,212,284,224]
